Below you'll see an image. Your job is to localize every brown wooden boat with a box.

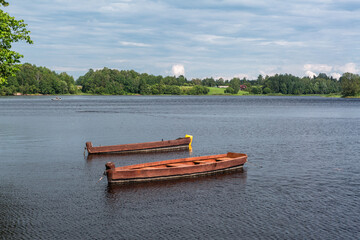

[105,152,247,184]
[86,135,193,154]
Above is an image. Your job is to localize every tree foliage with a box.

[224,87,235,94]
[0,1,33,85]
[340,73,360,97]
[76,68,209,95]
[4,63,360,97]
[262,73,340,95]
[0,63,77,95]
[185,85,209,95]
[229,78,241,94]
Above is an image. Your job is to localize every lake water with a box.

[0,95,359,239]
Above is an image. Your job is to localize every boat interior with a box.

[133,157,235,170]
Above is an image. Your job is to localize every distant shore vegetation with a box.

[1,63,359,98]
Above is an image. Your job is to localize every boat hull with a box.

[107,164,245,184]
[105,152,247,184]
[86,136,192,154]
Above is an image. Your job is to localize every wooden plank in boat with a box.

[193,159,217,164]
[216,157,233,161]
[167,162,195,167]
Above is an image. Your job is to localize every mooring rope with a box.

[97,171,106,183]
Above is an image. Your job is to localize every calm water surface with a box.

[0,95,359,239]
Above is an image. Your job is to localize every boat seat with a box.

[140,165,167,169]
[166,162,195,167]
[216,157,233,161]
[193,159,217,164]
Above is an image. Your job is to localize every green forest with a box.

[1,63,360,97]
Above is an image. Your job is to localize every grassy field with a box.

[207,87,250,95]
[179,86,228,95]
[208,87,225,95]
[180,86,252,95]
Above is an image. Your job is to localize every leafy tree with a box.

[263,73,341,95]
[187,85,209,95]
[191,78,202,85]
[263,87,271,94]
[224,87,235,94]
[224,87,236,94]
[315,73,329,80]
[256,74,264,85]
[340,73,360,97]
[163,76,177,86]
[202,77,216,87]
[164,85,181,95]
[229,78,241,94]
[0,1,33,85]
[1,63,77,95]
[176,75,187,86]
[216,78,225,87]
[150,84,161,95]
[250,86,262,94]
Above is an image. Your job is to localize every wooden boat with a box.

[105,152,247,184]
[86,135,193,154]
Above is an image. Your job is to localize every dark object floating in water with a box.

[86,135,193,155]
[104,152,247,184]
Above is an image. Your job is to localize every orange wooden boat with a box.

[86,135,193,154]
[105,152,247,184]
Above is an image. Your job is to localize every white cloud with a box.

[120,41,151,47]
[52,66,89,72]
[193,34,264,46]
[331,73,341,80]
[214,73,252,80]
[260,40,305,47]
[193,34,228,45]
[172,64,185,77]
[109,59,128,63]
[337,63,358,74]
[259,70,277,77]
[234,73,250,80]
[305,70,317,78]
[304,64,333,72]
[303,63,359,78]
[99,3,131,13]
[304,63,358,77]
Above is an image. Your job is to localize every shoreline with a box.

[4,93,359,98]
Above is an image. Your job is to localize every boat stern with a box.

[85,142,93,153]
[185,134,193,148]
[105,162,116,183]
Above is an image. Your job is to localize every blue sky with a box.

[6,0,360,80]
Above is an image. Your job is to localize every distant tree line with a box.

[1,63,359,97]
[255,73,341,95]
[76,67,209,95]
[202,73,359,97]
[0,63,77,95]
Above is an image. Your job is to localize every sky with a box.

[5,0,360,80]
